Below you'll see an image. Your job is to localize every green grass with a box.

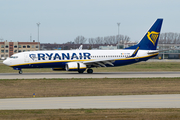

[0,109,180,120]
[1,61,180,73]
[0,78,180,98]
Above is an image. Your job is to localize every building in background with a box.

[40,43,117,50]
[117,42,137,49]
[0,40,40,59]
[157,44,180,59]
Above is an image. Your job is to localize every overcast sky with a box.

[0,0,180,43]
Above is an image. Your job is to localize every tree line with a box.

[159,32,180,44]
[72,32,180,45]
[74,35,130,44]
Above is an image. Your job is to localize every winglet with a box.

[129,46,140,57]
[79,45,83,50]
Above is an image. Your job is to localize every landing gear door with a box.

[24,53,29,63]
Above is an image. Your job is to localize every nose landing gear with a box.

[19,70,23,74]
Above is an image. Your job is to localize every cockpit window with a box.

[10,56,18,59]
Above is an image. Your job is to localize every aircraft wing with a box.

[83,47,141,67]
[83,59,115,67]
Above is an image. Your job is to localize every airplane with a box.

[3,19,163,74]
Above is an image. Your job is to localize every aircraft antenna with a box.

[36,22,40,50]
[117,23,120,35]
[30,33,32,42]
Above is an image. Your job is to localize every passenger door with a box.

[24,53,29,63]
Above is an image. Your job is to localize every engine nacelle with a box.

[51,68,65,71]
[65,62,86,71]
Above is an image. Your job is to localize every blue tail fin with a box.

[125,19,163,50]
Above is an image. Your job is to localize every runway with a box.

[0,71,180,79]
[0,94,179,110]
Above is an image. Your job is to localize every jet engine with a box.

[65,62,86,72]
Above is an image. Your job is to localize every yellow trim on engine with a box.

[69,67,86,70]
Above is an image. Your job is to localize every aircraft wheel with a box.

[19,70,23,74]
[87,69,93,74]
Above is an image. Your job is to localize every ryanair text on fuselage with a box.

[29,52,91,61]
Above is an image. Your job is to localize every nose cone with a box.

[3,59,10,66]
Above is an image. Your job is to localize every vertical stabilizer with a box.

[125,19,163,50]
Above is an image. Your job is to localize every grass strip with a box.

[0,78,180,98]
[0,109,180,120]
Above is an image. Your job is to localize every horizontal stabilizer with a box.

[148,49,173,55]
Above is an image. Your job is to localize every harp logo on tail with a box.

[147,31,159,45]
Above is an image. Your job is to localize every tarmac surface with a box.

[0,94,179,110]
[0,71,180,79]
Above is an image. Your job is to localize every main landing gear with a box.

[87,69,93,74]
[19,70,23,74]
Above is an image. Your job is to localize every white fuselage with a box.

[3,49,156,68]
